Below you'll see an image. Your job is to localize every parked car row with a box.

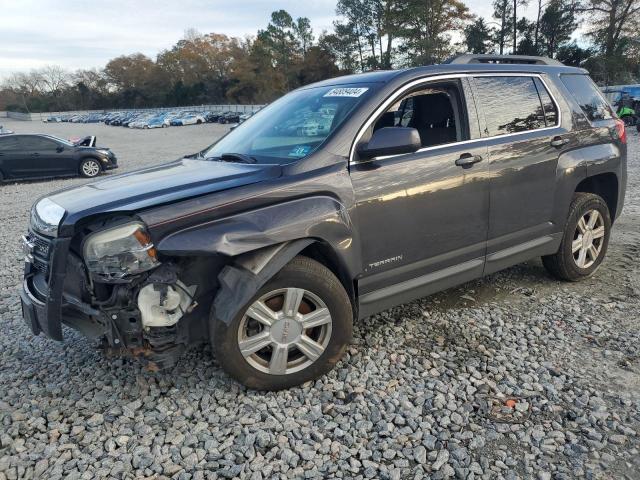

[43,109,257,129]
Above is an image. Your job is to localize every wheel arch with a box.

[213,237,358,327]
[575,172,619,220]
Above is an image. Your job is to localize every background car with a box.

[204,111,222,123]
[238,112,253,123]
[170,112,205,126]
[146,114,170,128]
[0,133,117,181]
[128,114,156,129]
[218,111,240,124]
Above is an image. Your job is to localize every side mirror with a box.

[357,127,421,160]
[56,145,64,153]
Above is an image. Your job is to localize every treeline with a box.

[2,0,639,113]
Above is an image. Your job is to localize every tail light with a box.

[614,118,627,144]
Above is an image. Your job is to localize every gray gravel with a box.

[1,119,639,479]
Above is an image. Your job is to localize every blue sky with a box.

[0,0,541,78]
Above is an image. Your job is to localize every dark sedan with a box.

[0,134,117,181]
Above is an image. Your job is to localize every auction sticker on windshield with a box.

[324,87,369,98]
[288,145,312,158]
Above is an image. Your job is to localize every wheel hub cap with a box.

[572,209,605,269]
[237,288,333,375]
[270,317,303,345]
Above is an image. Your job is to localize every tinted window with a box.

[533,78,558,127]
[474,76,546,136]
[18,136,58,151]
[0,136,20,150]
[560,74,613,121]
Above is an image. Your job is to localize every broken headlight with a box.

[83,222,159,279]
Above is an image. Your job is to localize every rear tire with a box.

[79,158,101,178]
[542,193,611,281]
[212,256,353,390]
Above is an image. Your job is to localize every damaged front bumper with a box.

[21,231,106,340]
[19,230,204,370]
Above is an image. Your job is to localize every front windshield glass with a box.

[203,84,372,164]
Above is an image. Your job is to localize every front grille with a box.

[32,236,50,257]
[26,231,53,277]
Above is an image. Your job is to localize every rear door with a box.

[470,74,567,274]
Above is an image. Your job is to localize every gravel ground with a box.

[0,119,639,480]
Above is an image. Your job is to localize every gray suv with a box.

[20,55,627,390]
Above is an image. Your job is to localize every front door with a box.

[350,78,490,316]
[18,136,76,177]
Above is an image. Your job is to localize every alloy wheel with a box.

[82,160,100,177]
[237,288,333,375]
[572,209,605,269]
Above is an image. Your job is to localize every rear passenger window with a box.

[533,78,558,127]
[474,76,547,136]
[560,74,613,122]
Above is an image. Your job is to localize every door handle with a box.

[550,136,570,148]
[31,153,40,156]
[455,153,483,168]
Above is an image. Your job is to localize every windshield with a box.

[203,84,372,164]
[46,135,73,146]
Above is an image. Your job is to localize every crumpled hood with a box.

[50,158,282,230]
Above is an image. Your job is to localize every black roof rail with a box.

[445,54,564,66]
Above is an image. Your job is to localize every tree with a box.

[581,0,640,56]
[516,18,540,54]
[258,10,300,89]
[319,28,361,73]
[493,0,514,54]
[294,17,314,55]
[556,41,596,66]
[399,0,471,65]
[104,53,164,107]
[464,17,494,53]
[539,0,578,57]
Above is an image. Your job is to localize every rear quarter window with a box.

[560,74,613,122]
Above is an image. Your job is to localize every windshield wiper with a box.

[206,153,257,164]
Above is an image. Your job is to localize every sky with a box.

[0,0,543,79]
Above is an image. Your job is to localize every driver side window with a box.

[372,81,468,149]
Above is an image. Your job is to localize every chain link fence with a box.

[6,104,265,121]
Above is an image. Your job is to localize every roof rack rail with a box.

[445,54,564,66]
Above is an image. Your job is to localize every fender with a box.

[550,146,588,228]
[155,195,357,270]
[153,196,359,324]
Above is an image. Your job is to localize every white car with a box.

[128,115,155,129]
[172,113,205,126]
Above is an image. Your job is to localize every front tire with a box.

[79,158,101,178]
[542,193,611,281]
[212,256,353,390]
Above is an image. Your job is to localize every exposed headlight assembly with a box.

[31,198,66,237]
[83,222,159,279]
